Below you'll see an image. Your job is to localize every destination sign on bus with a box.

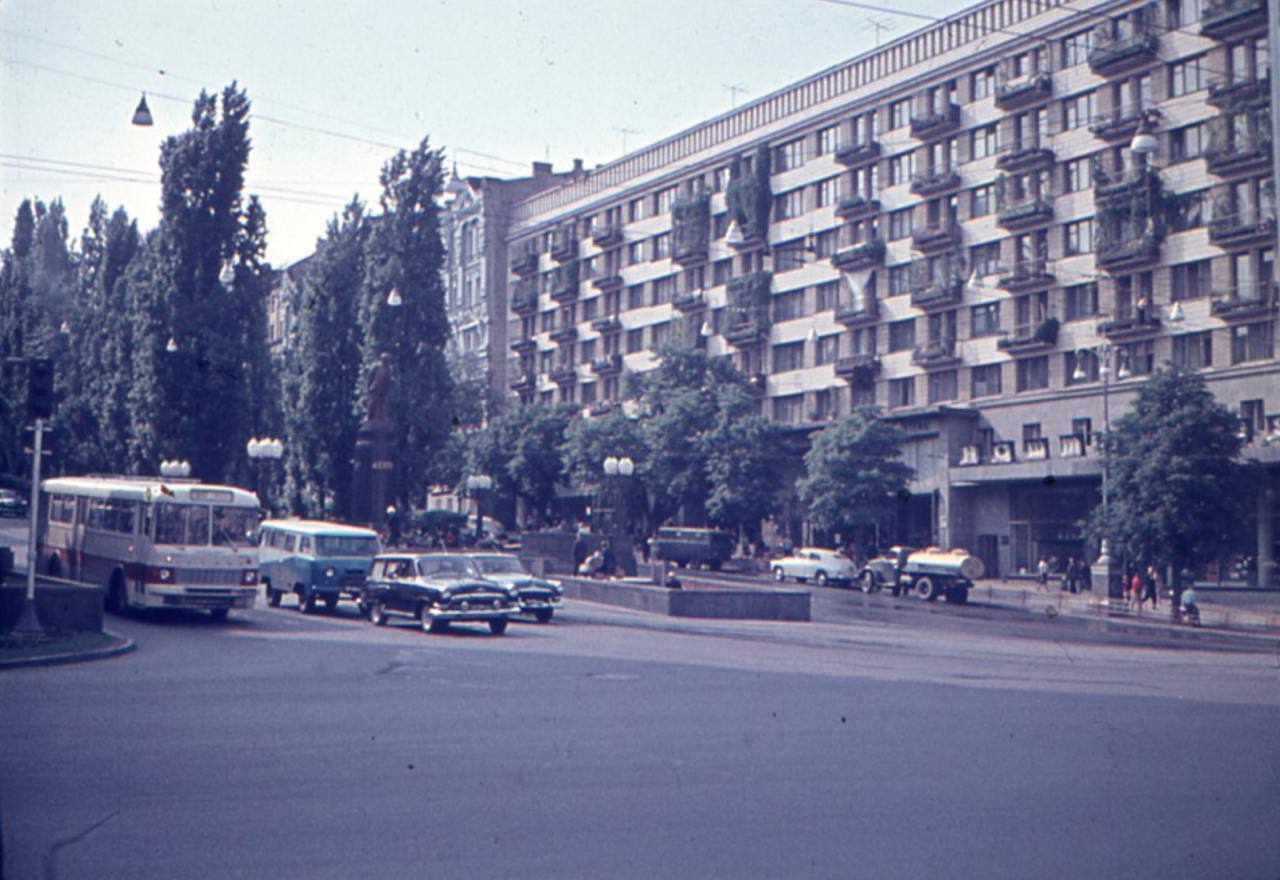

[190,489,236,503]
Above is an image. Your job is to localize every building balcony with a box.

[994,73,1053,111]
[1088,30,1159,76]
[592,353,624,375]
[909,275,964,310]
[997,317,1060,353]
[997,259,1055,291]
[1210,283,1278,320]
[723,319,770,347]
[1200,0,1267,39]
[1207,73,1270,110]
[510,337,537,355]
[1059,433,1089,459]
[591,315,622,334]
[911,337,961,368]
[834,353,880,388]
[996,145,1055,173]
[592,273,623,292]
[830,238,886,271]
[1208,208,1277,247]
[835,195,880,221]
[511,287,539,316]
[588,400,617,417]
[510,250,540,277]
[909,101,961,140]
[550,263,580,302]
[1097,311,1161,340]
[550,364,578,385]
[549,325,578,345]
[996,196,1055,231]
[834,139,881,166]
[1095,232,1161,272]
[1022,437,1050,461]
[1093,165,1161,209]
[672,290,707,312]
[510,370,537,392]
[911,222,962,253]
[550,232,578,263]
[909,167,962,197]
[592,223,625,248]
[1088,104,1152,142]
[835,297,879,327]
[1205,135,1272,177]
[672,194,710,266]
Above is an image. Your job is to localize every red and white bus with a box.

[38,475,261,620]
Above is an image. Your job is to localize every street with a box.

[2,589,1279,880]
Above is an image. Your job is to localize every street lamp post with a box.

[1077,344,1126,599]
[465,474,493,544]
[246,437,284,513]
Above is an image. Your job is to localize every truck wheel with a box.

[773,567,786,582]
[859,572,877,593]
[890,581,902,597]
[815,570,829,587]
[915,576,941,602]
[368,600,387,626]
[945,586,969,605]
[297,587,315,613]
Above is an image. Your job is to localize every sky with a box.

[1,0,962,267]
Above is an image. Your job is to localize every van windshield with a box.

[316,536,380,557]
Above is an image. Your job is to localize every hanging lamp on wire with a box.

[132,93,154,127]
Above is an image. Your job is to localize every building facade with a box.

[502,0,1279,583]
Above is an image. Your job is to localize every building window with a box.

[970,184,996,217]
[1061,30,1094,68]
[970,125,1000,160]
[1118,340,1155,376]
[1064,349,1100,385]
[774,244,807,273]
[629,197,648,222]
[773,139,806,172]
[651,275,676,305]
[888,152,916,185]
[971,302,1001,337]
[1172,331,1213,369]
[970,241,1001,276]
[772,290,805,321]
[652,233,671,260]
[654,186,677,215]
[888,208,912,240]
[1062,91,1097,130]
[1168,57,1206,97]
[816,176,843,208]
[970,363,1001,398]
[1231,321,1275,363]
[889,98,911,130]
[817,125,840,156]
[888,376,915,408]
[888,264,911,296]
[1064,282,1099,320]
[774,188,805,220]
[1169,124,1205,162]
[1170,191,1207,231]
[1063,156,1093,193]
[928,370,958,404]
[815,281,839,312]
[713,213,730,239]
[813,229,838,259]
[626,328,644,353]
[627,284,645,309]
[770,394,803,424]
[971,66,995,100]
[1171,259,1211,301]
[1064,219,1094,256]
[1016,356,1050,392]
[628,241,645,266]
[888,318,916,352]
[651,321,671,348]
[815,334,839,365]
[1166,0,1202,28]
[712,258,732,285]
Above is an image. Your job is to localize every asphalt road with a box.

[3,592,1279,880]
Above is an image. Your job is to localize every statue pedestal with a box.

[1091,543,1123,601]
[352,421,396,530]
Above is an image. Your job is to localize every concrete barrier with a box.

[560,576,810,621]
[1,578,104,634]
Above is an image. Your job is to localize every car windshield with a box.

[416,556,472,577]
[473,556,526,575]
[316,536,380,557]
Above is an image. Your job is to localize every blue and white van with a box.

[258,519,381,613]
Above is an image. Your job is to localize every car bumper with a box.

[428,607,513,622]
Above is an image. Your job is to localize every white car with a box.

[771,548,858,586]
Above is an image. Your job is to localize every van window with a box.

[260,529,273,548]
[299,536,312,554]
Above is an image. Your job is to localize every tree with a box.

[1085,366,1245,598]
[284,199,367,517]
[502,403,577,524]
[560,409,648,532]
[704,411,786,546]
[797,406,914,558]
[356,137,454,511]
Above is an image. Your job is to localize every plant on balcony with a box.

[672,193,710,262]
[726,146,772,242]
[725,271,773,331]
[1034,316,1059,345]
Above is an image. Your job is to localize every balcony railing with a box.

[591,223,625,248]
[723,319,770,347]
[997,259,1054,291]
[997,316,1059,352]
[909,101,961,140]
[996,145,1055,173]
[1095,230,1161,271]
[958,444,982,466]
[834,140,881,166]
[911,336,960,368]
[550,228,578,263]
[909,167,962,197]
[511,287,540,315]
[911,222,962,252]
[1093,165,1161,208]
[830,238,886,271]
[909,274,965,310]
[1206,72,1270,110]
[591,315,622,334]
[509,370,537,391]
[835,195,880,220]
[549,324,579,345]
[510,250,540,276]
[1210,283,1278,319]
[550,262,580,301]
[510,337,537,355]
[835,297,879,327]
[591,353,624,375]
[592,273,623,292]
[1205,132,1272,176]
[994,73,1053,110]
[1208,207,1277,247]
[1201,0,1266,38]
[1088,103,1153,142]
[834,353,880,388]
[550,364,578,385]
[1088,28,1159,75]
[671,194,710,265]
[997,195,1055,231]
[1098,310,1161,339]
[672,290,707,312]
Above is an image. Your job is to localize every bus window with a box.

[154,504,186,544]
[189,507,212,546]
[212,506,258,547]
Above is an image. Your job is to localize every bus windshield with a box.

[154,504,259,547]
[315,536,380,557]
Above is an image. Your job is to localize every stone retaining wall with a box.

[1,578,104,634]
[560,576,810,621]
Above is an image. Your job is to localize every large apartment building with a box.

[487,0,1277,581]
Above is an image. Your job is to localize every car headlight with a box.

[324,566,336,579]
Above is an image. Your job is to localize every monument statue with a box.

[365,352,394,425]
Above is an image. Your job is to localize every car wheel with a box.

[209,608,229,622]
[860,572,877,593]
[428,618,450,634]
[945,586,969,605]
[915,576,941,602]
[773,567,786,582]
[534,608,553,623]
[815,570,829,587]
[890,582,902,597]
[368,600,386,626]
[489,618,508,636]
[324,596,338,612]
[297,588,314,613]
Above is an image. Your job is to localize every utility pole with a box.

[12,417,45,635]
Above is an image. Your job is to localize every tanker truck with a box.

[857,546,985,604]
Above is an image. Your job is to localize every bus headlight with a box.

[157,568,173,582]
[242,569,258,585]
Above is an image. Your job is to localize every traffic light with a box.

[28,357,54,419]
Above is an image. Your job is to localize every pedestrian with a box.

[1144,564,1161,608]
[1180,582,1200,624]
[600,540,618,578]
[1130,569,1145,610]
[1136,294,1150,323]
[573,532,588,574]
[1037,557,1049,590]
[638,534,650,563]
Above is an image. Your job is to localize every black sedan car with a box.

[364,553,518,634]
[461,552,563,623]
[0,489,28,518]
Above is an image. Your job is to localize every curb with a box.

[0,630,135,671]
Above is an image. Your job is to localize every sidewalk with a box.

[974,578,1280,635]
